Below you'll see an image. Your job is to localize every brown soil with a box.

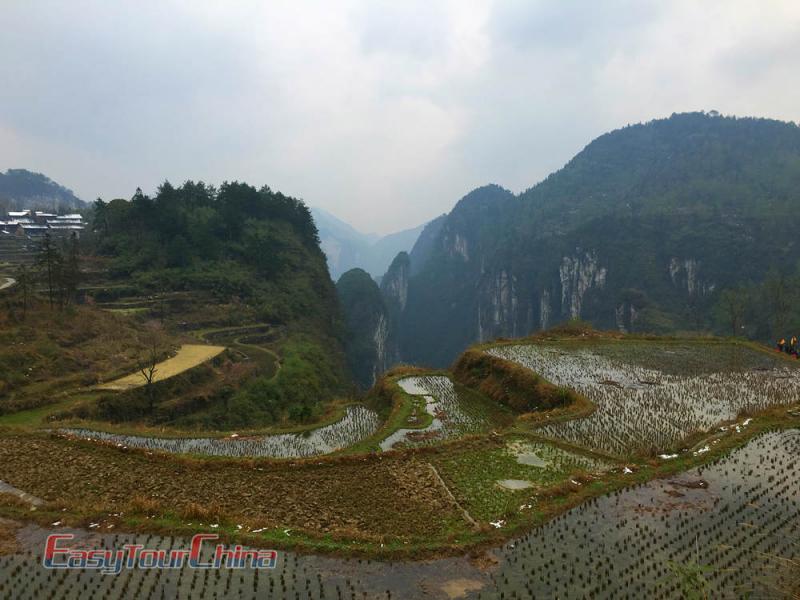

[671,478,709,489]
[439,578,486,598]
[468,551,499,571]
[0,518,20,556]
[0,434,461,540]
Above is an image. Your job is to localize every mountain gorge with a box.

[381,112,800,367]
[311,207,433,280]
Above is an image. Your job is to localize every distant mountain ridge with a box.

[0,169,85,212]
[311,207,433,280]
[379,112,800,367]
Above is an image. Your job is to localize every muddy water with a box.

[1,430,797,599]
[381,375,503,451]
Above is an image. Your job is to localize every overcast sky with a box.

[1,1,799,234]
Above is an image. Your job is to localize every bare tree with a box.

[36,233,60,309]
[139,339,160,413]
[63,231,80,306]
[718,287,748,337]
[14,264,33,319]
[764,269,793,339]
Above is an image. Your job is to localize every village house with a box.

[0,209,85,238]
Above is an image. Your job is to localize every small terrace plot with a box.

[490,341,800,456]
[96,344,226,391]
[380,375,507,450]
[432,438,610,522]
[59,405,380,458]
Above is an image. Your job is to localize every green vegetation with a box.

[713,266,800,341]
[82,180,350,428]
[397,112,800,366]
[91,181,336,335]
[336,268,389,389]
[452,347,576,412]
[432,437,609,522]
[0,168,84,212]
[211,337,347,428]
[0,299,172,414]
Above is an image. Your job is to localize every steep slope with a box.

[92,181,350,426]
[379,251,409,367]
[395,112,800,366]
[311,207,375,280]
[408,213,446,275]
[367,224,424,281]
[0,169,85,211]
[336,268,391,388]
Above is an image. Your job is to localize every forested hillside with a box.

[389,112,800,366]
[336,268,391,389]
[90,181,350,425]
[0,168,84,211]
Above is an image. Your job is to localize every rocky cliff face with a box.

[390,113,800,367]
[371,312,390,382]
[379,252,409,366]
[409,214,447,275]
[669,257,715,297]
[381,252,410,313]
[477,269,519,342]
[558,250,607,320]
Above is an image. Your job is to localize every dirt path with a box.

[0,481,43,506]
[96,344,226,391]
[428,463,479,530]
[195,324,281,380]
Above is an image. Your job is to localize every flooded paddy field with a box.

[58,405,381,458]
[489,428,800,598]
[0,430,796,598]
[380,375,510,451]
[491,340,800,455]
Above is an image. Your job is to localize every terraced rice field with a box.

[96,345,226,391]
[59,405,381,458]
[433,438,610,522]
[490,429,800,598]
[490,341,800,455]
[0,525,490,600]
[380,376,505,450]
[194,324,280,379]
[1,430,796,598]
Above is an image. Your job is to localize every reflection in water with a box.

[2,430,796,598]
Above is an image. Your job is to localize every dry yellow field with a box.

[96,344,225,390]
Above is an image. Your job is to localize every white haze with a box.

[1,0,798,233]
